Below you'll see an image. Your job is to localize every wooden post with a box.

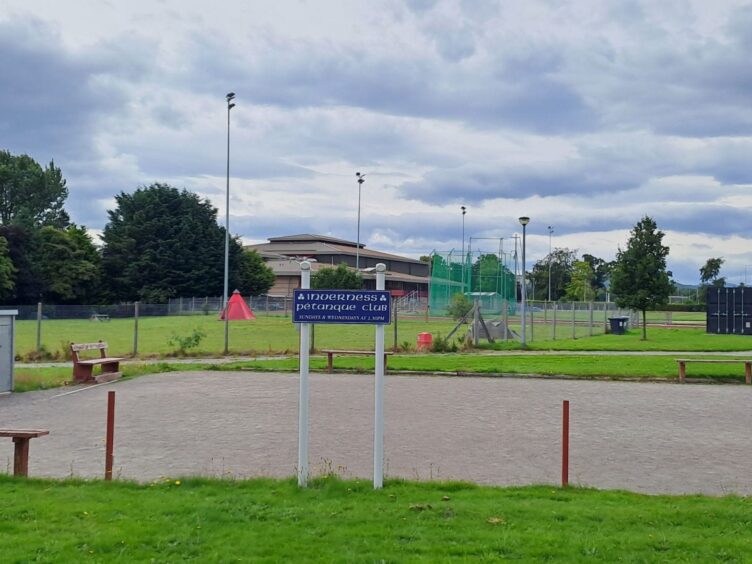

[678,361,686,383]
[105,391,116,480]
[13,438,30,477]
[746,362,751,385]
[562,400,570,487]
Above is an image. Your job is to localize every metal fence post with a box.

[571,302,576,339]
[530,304,534,342]
[604,302,609,332]
[36,302,42,352]
[553,302,557,340]
[503,300,509,343]
[133,301,140,356]
[393,296,398,351]
[588,302,593,337]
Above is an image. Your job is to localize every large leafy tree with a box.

[311,263,363,289]
[0,224,44,303]
[0,150,70,227]
[101,183,271,302]
[233,249,275,296]
[610,216,674,339]
[36,225,101,303]
[700,257,725,288]
[564,260,595,302]
[530,248,577,301]
[0,236,16,300]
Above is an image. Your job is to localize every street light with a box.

[355,172,365,270]
[547,225,553,302]
[461,206,467,291]
[519,216,530,347]
[223,91,235,355]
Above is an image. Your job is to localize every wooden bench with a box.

[676,359,752,384]
[0,429,49,477]
[70,341,124,384]
[321,349,394,373]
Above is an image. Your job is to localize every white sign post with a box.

[297,261,311,487]
[373,264,386,488]
[295,261,389,490]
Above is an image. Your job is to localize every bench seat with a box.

[675,358,752,384]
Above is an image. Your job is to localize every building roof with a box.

[247,234,424,266]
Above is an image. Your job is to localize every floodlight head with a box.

[356,172,365,184]
[518,216,530,226]
[228,103,236,110]
[226,92,236,101]
[461,205,466,215]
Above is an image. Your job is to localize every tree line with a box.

[0,150,275,304]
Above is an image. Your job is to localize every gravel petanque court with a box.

[1,371,751,495]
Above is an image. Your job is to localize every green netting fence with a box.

[429,250,517,316]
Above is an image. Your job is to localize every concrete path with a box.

[1,371,751,496]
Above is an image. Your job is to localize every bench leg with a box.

[327,353,334,373]
[73,364,94,383]
[678,361,685,383]
[746,363,751,385]
[12,437,30,477]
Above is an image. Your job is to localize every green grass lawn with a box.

[488,327,752,352]
[16,315,458,359]
[1,476,750,562]
[16,315,752,361]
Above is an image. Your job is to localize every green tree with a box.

[0,150,70,227]
[0,224,44,303]
[610,217,674,340]
[311,263,363,289]
[35,226,101,303]
[582,254,612,299]
[564,260,595,302]
[0,236,16,300]
[101,183,250,302]
[700,257,725,289]
[232,249,275,296]
[530,248,577,301]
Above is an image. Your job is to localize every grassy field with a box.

[1,476,750,562]
[15,315,752,360]
[16,315,458,359]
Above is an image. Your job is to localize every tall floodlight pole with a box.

[519,217,530,347]
[355,172,365,270]
[223,92,236,356]
[547,225,553,302]
[461,206,467,292]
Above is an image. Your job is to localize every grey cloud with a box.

[181,31,595,134]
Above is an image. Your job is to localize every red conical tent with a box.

[219,290,256,320]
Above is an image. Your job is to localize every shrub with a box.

[167,328,206,355]
[447,293,473,320]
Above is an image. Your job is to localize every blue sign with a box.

[293,290,392,324]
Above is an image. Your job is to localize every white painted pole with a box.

[298,261,311,487]
[373,263,386,489]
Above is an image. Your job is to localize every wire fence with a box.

[9,297,706,359]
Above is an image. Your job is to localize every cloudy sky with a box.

[2,0,751,284]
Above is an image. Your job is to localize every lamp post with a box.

[547,225,553,302]
[355,172,365,270]
[519,216,530,347]
[223,92,235,355]
[461,206,467,292]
